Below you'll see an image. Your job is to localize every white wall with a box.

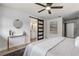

[0,6,31,51]
[45,17,63,38]
[44,20,47,39]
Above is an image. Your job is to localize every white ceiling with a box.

[1,3,79,19]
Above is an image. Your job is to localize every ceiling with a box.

[1,3,79,19]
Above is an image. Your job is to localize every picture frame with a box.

[50,21,57,34]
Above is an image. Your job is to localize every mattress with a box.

[47,38,79,56]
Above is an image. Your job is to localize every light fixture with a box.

[46,6,51,10]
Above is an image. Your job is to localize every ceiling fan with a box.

[35,3,63,14]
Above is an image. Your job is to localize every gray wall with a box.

[75,19,79,37]
[63,18,79,38]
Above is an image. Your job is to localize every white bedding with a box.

[24,36,79,56]
[23,36,65,56]
[47,38,79,56]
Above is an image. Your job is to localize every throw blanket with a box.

[23,37,65,56]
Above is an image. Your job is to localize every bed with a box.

[23,36,79,56]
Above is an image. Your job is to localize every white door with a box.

[66,23,74,38]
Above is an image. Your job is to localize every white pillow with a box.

[75,36,79,47]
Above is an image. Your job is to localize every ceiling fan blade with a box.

[51,6,63,9]
[35,3,46,7]
[38,9,45,13]
[48,10,51,14]
[47,3,53,6]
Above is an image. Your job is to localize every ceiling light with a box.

[46,7,51,10]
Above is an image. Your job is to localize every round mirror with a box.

[13,19,23,29]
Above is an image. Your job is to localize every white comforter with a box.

[23,36,65,56]
[47,38,79,56]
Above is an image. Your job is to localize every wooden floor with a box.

[30,38,37,42]
[0,44,27,56]
[4,48,25,56]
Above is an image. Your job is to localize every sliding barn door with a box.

[37,19,44,40]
